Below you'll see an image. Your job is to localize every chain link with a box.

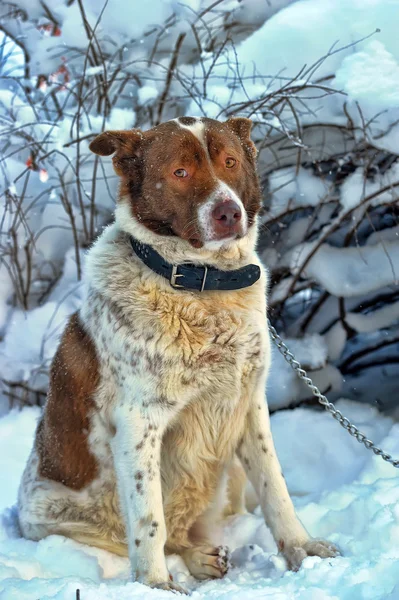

[268,320,399,468]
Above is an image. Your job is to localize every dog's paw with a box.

[281,538,340,571]
[217,545,232,574]
[182,545,231,580]
[151,581,189,594]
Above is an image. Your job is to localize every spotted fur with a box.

[18,117,339,593]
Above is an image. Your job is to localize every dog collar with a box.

[130,237,261,292]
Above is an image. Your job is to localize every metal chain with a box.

[268,320,399,468]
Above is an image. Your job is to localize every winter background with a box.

[0,0,399,598]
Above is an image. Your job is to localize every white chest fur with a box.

[81,225,270,419]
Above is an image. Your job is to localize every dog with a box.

[18,116,339,593]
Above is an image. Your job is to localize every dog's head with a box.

[90,117,261,255]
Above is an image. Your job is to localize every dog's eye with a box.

[174,168,188,178]
[225,157,236,168]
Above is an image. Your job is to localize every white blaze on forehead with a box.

[175,117,207,149]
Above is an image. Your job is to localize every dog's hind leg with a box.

[58,526,128,556]
[164,475,215,552]
[164,468,232,580]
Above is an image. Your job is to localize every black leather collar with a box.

[130,237,261,292]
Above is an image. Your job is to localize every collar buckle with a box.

[170,264,208,291]
[170,265,184,289]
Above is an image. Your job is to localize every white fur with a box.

[111,403,169,583]
[175,117,206,148]
[238,373,309,546]
[197,180,248,247]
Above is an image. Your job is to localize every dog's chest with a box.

[137,287,266,398]
[88,277,267,412]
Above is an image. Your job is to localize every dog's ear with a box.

[225,117,258,159]
[89,129,144,175]
[226,117,252,140]
[89,129,143,156]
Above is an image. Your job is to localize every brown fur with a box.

[36,312,99,489]
[89,117,260,248]
[19,117,339,593]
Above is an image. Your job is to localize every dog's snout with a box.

[198,184,247,245]
[212,200,242,228]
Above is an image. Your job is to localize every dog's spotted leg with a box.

[238,378,340,571]
[111,401,187,594]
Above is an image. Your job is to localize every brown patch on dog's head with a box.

[89,117,261,249]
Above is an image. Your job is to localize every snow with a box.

[186,0,399,152]
[324,322,347,363]
[340,163,399,211]
[267,334,342,410]
[0,401,398,599]
[224,0,297,27]
[138,86,159,106]
[367,225,399,246]
[334,40,399,153]
[290,241,399,298]
[0,248,83,394]
[334,41,399,110]
[346,302,399,334]
[87,0,201,40]
[268,168,330,217]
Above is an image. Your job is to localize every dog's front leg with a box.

[111,401,186,593]
[238,377,339,570]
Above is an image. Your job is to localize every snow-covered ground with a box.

[1,399,398,600]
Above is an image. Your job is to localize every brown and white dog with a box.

[18,117,338,593]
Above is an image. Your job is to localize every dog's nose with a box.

[212,200,242,228]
